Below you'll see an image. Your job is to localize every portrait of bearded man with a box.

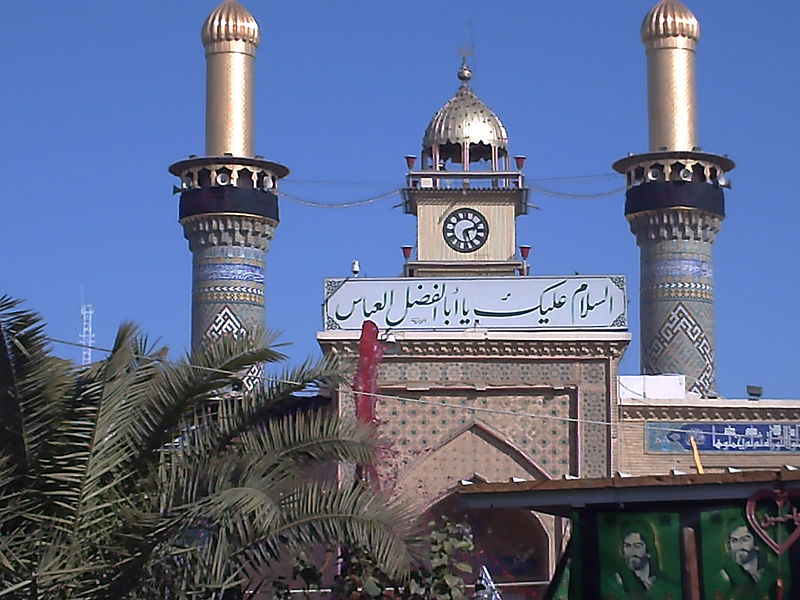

[601,517,681,600]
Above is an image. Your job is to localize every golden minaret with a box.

[170,0,288,349]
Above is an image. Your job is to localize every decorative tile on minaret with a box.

[613,0,734,396]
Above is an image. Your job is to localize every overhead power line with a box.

[284,172,618,186]
[529,184,625,199]
[45,336,771,443]
[278,188,400,209]
[278,180,624,209]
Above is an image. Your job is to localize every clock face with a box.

[443,207,489,253]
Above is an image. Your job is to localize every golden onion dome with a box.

[422,61,508,159]
[201,0,260,48]
[641,0,700,43]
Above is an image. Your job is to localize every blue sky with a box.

[3,1,798,398]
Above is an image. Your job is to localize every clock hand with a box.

[454,222,475,240]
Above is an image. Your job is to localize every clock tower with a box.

[402,61,529,277]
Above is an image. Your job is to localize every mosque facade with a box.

[168,0,800,596]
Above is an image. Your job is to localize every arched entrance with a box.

[429,491,551,600]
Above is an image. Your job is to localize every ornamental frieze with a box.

[319,339,628,359]
[621,406,800,422]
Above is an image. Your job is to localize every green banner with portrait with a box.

[598,511,683,600]
[700,507,792,600]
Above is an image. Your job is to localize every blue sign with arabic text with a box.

[646,422,800,453]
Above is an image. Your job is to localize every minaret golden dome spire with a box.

[640,0,700,152]
[641,0,699,44]
[202,0,259,157]
[201,0,260,48]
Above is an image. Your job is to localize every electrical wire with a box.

[278,184,624,208]
[278,188,400,209]
[44,336,783,443]
[529,172,617,182]
[284,172,618,186]
[529,184,625,199]
[276,171,625,208]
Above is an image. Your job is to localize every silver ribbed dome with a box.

[422,62,508,163]
[202,0,260,48]
[641,0,700,43]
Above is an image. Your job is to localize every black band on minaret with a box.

[624,181,725,218]
[179,187,280,222]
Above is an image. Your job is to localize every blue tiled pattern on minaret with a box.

[191,245,266,347]
[639,237,716,394]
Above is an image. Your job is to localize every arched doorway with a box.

[429,492,551,600]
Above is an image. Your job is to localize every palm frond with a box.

[160,407,379,516]
[0,295,73,482]
[179,353,348,460]
[232,482,422,591]
[0,297,421,599]
[271,483,422,577]
[126,330,284,469]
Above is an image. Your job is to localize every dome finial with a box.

[641,0,700,44]
[457,57,473,84]
[202,0,260,49]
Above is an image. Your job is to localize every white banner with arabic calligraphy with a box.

[323,276,627,331]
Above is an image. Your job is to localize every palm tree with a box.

[0,296,418,599]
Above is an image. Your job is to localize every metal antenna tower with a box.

[80,302,94,366]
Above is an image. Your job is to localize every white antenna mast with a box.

[80,287,94,365]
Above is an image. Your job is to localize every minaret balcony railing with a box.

[613,151,734,191]
[405,170,525,192]
[170,156,289,193]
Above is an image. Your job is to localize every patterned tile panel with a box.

[638,232,717,395]
[204,305,247,340]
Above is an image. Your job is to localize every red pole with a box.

[353,320,385,488]
[354,320,383,425]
